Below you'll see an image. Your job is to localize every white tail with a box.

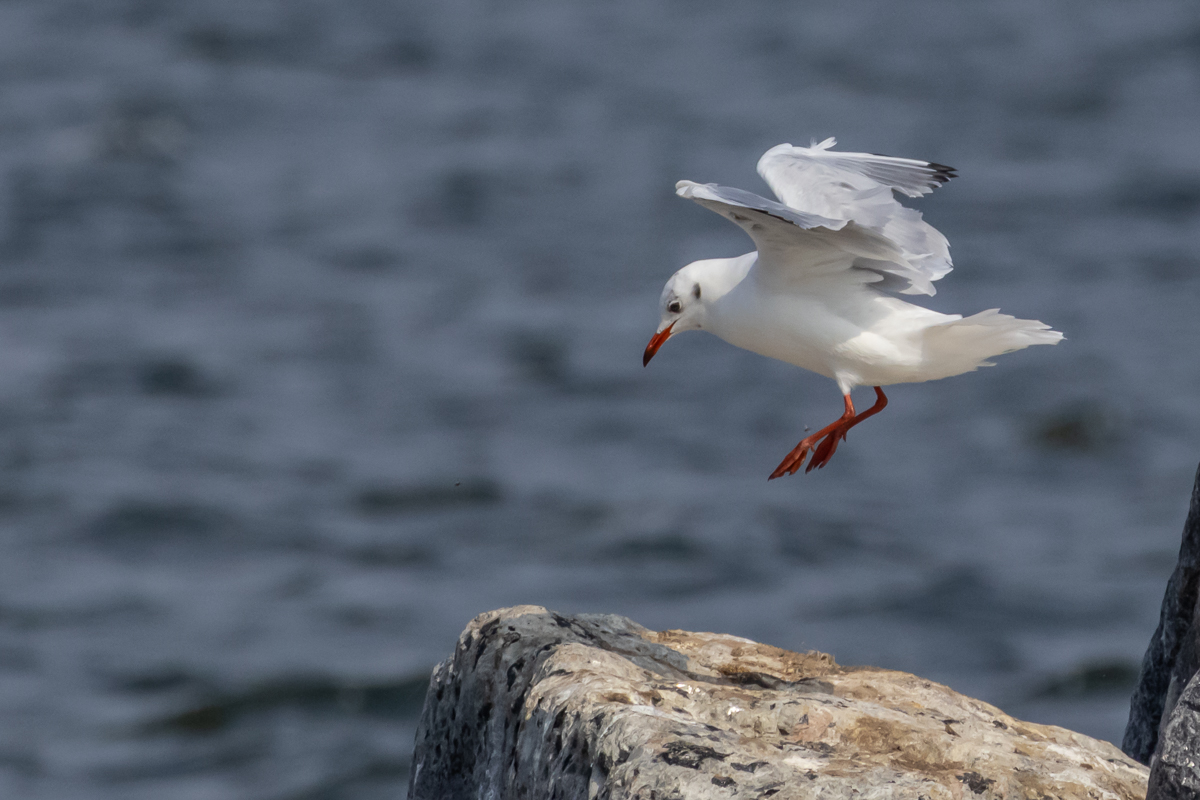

[920,309,1063,380]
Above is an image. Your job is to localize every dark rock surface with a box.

[1146,669,1200,798]
[409,606,1147,799]
[1124,464,1200,766]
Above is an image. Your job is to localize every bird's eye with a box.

[668,301,682,314]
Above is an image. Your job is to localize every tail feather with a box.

[921,309,1062,379]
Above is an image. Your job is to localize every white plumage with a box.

[643,138,1062,478]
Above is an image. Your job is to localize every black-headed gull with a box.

[643,138,1062,478]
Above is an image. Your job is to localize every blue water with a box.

[3,1,1200,796]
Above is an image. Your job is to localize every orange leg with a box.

[768,387,889,479]
[769,394,856,480]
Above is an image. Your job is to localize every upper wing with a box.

[754,138,956,295]
[675,180,938,295]
[757,137,955,209]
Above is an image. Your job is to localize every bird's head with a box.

[643,263,710,367]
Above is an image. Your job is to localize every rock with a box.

[1123,462,1200,795]
[1146,669,1200,798]
[408,606,1148,799]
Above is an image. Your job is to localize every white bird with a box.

[642,138,1063,478]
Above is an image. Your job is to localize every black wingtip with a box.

[927,162,957,183]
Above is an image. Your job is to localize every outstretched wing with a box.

[753,138,956,295]
[675,180,937,294]
[758,138,955,209]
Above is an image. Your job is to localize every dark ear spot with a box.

[692,283,701,299]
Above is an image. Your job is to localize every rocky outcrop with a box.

[409,605,1148,799]
[1124,463,1200,796]
[1146,669,1200,798]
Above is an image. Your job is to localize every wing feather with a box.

[752,139,955,295]
[758,138,956,205]
[675,180,933,292]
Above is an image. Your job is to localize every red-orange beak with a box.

[643,322,675,367]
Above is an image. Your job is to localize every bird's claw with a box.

[805,430,843,472]
[769,427,848,479]
[768,457,800,480]
[768,431,828,479]
[768,441,813,480]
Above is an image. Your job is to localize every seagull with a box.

[642,138,1063,478]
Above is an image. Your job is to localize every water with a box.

[4,1,1200,796]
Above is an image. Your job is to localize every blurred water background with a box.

[3,1,1200,797]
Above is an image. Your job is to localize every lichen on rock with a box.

[408,605,1147,799]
